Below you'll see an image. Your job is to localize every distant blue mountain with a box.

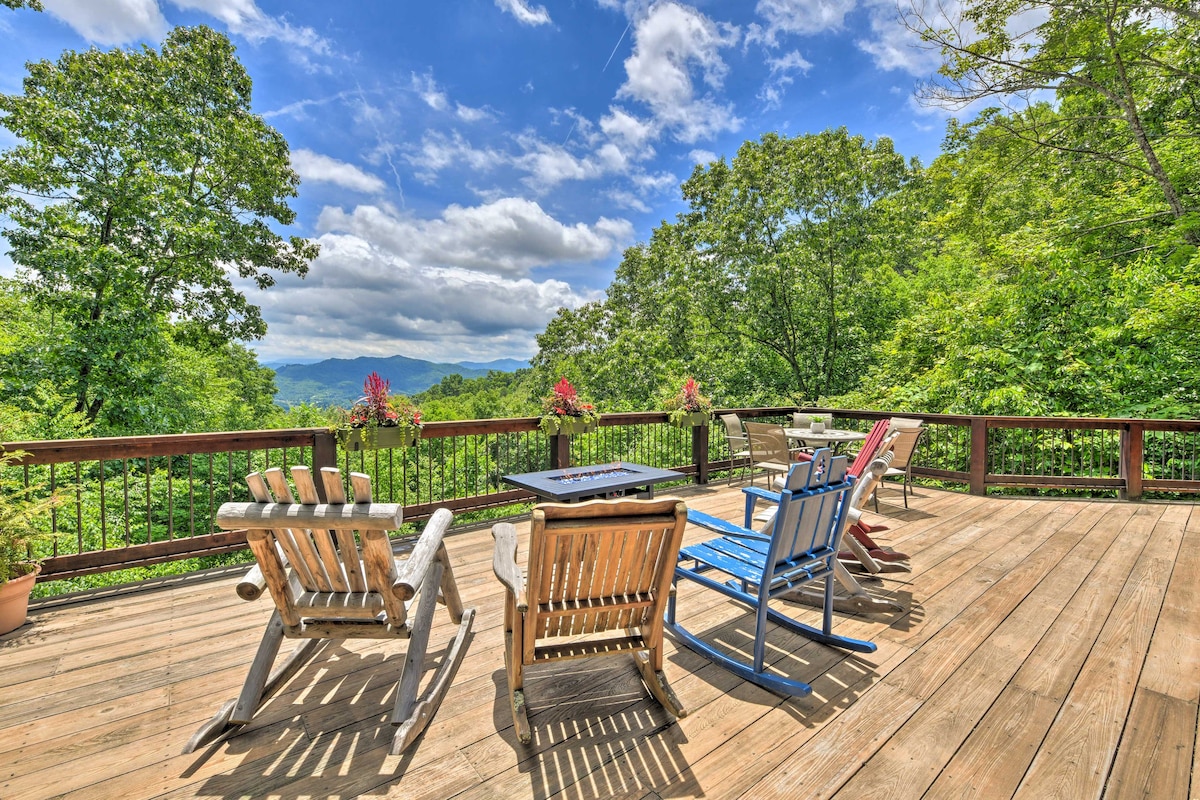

[271,354,527,408]
[456,358,529,372]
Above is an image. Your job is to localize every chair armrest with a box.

[236,564,267,601]
[742,486,781,528]
[491,522,527,611]
[742,486,781,503]
[394,507,453,601]
[686,509,771,541]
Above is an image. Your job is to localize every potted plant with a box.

[664,377,713,428]
[1,448,62,635]
[809,415,826,434]
[336,372,423,451]
[539,377,600,435]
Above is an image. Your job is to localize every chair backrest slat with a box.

[768,450,851,571]
[324,462,367,592]
[524,499,687,644]
[219,469,406,627]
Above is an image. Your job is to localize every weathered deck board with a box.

[0,484,1195,800]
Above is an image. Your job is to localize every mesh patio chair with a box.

[720,413,751,485]
[744,421,794,487]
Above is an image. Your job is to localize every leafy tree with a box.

[1,1,42,9]
[0,26,318,427]
[677,129,918,401]
[906,0,1200,246]
[532,130,920,409]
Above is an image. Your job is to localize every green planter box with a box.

[544,417,597,436]
[339,426,420,451]
[669,411,710,428]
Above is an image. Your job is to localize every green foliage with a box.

[910,0,1200,245]
[0,26,318,427]
[533,129,919,409]
[0,446,66,582]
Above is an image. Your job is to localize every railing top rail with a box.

[3,428,327,465]
[820,410,1200,432]
[6,410,1200,465]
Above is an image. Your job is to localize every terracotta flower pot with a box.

[0,565,40,636]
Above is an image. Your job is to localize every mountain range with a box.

[271,355,527,408]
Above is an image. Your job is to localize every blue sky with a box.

[0,0,958,365]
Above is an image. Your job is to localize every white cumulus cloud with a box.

[291,150,386,194]
[747,0,858,46]
[618,2,742,144]
[170,0,329,53]
[41,0,168,44]
[244,199,623,361]
[315,198,633,279]
[495,0,551,26]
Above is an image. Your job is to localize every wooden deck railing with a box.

[4,408,1199,583]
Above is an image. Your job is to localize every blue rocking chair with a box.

[666,449,877,696]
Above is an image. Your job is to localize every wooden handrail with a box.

[4,408,1198,583]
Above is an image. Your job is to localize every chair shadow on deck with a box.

[187,634,466,798]
[663,604,882,726]
[491,659,699,800]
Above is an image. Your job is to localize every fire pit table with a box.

[502,462,685,503]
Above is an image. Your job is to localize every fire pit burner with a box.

[548,464,635,485]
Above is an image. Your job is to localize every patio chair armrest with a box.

[686,509,769,542]
[394,507,454,601]
[742,487,781,504]
[236,564,267,601]
[742,486,781,527]
[491,522,527,611]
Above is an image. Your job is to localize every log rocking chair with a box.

[184,466,475,756]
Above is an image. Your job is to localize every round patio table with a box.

[783,427,867,453]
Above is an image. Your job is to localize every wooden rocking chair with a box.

[491,497,689,744]
[669,450,877,696]
[184,466,475,756]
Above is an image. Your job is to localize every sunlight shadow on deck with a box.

[185,636,471,798]
[663,608,880,721]
[490,660,698,800]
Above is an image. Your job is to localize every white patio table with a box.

[783,427,867,453]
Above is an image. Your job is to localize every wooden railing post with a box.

[550,434,570,470]
[312,430,339,503]
[692,423,710,484]
[1120,422,1144,501]
[969,417,988,496]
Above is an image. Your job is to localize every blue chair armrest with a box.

[742,486,781,527]
[686,509,770,541]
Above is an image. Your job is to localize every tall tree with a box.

[678,129,917,401]
[0,26,318,425]
[906,0,1200,245]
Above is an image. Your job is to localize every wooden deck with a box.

[2,482,1198,799]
